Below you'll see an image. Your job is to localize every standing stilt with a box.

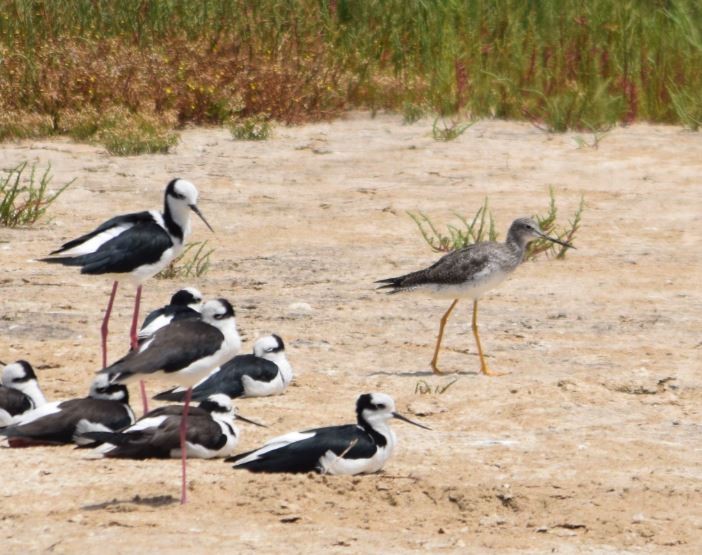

[101,282,119,369]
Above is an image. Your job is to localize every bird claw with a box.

[481,367,510,377]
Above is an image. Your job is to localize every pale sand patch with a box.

[0,114,700,553]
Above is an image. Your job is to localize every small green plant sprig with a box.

[228,115,272,141]
[409,190,583,260]
[0,162,72,227]
[156,240,214,280]
[526,188,585,260]
[408,198,497,253]
[431,117,475,141]
[415,377,458,395]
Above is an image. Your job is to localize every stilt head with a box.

[356,393,431,430]
[170,287,203,310]
[198,393,233,415]
[253,334,285,357]
[200,298,236,326]
[507,217,574,250]
[165,178,214,233]
[2,360,38,385]
[89,374,130,403]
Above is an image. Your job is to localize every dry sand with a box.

[0,114,700,553]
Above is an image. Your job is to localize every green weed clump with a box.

[410,190,583,260]
[228,115,272,141]
[0,162,72,227]
[157,241,214,280]
[431,117,475,141]
[409,199,497,254]
[96,109,179,155]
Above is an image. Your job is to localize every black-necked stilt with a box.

[376,217,574,375]
[0,360,47,426]
[0,375,134,447]
[101,298,240,503]
[153,334,292,402]
[227,392,430,474]
[82,394,262,459]
[138,286,203,342]
[40,178,213,413]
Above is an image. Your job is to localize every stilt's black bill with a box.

[393,412,432,430]
[236,413,267,428]
[190,204,214,232]
[538,231,575,249]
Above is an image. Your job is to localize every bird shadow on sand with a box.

[82,494,177,511]
[368,369,478,377]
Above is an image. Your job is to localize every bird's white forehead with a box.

[369,392,395,411]
[207,393,233,411]
[89,374,111,392]
[173,179,199,203]
[2,362,27,383]
[254,335,280,353]
[202,299,226,316]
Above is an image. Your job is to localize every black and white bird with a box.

[0,375,134,447]
[154,334,292,402]
[0,360,47,426]
[228,393,430,475]
[100,297,240,504]
[138,286,203,342]
[376,217,573,375]
[40,178,213,413]
[82,394,261,460]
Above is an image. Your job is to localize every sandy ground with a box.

[0,114,700,554]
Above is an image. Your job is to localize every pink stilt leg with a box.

[129,285,149,415]
[179,387,193,505]
[101,281,119,368]
[129,285,142,349]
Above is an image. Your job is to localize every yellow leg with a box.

[472,300,508,376]
[430,299,459,374]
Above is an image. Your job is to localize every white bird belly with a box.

[414,268,511,300]
[319,444,392,475]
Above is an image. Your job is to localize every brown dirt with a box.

[1,114,700,554]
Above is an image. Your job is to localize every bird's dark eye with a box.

[172,192,186,200]
[214,313,225,320]
[376,403,386,410]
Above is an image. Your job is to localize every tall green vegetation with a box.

[1,0,701,138]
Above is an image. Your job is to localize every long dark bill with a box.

[393,412,432,430]
[190,204,214,232]
[538,230,575,250]
[236,413,268,428]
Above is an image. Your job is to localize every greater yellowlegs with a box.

[376,217,573,375]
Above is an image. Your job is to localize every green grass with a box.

[1,1,702,139]
[0,162,72,227]
[410,190,583,260]
[156,241,214,280]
